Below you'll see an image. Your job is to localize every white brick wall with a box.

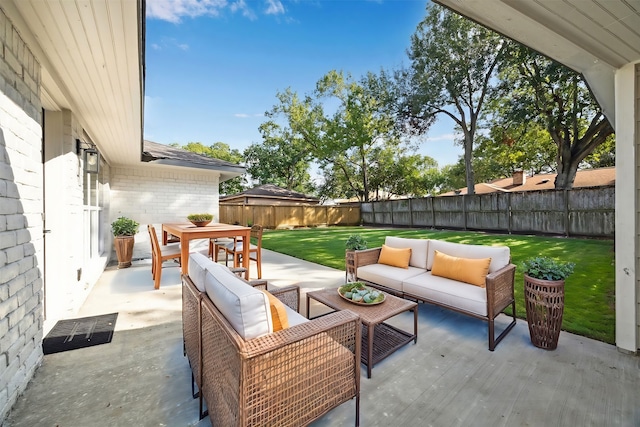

[110,165,221,259]
[0,8,43,421]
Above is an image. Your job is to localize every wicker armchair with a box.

[182,274,361,426]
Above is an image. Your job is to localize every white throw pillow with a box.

[204,262,272,340]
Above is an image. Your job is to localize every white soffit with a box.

[7,0,143,166]
[435,0,640,124]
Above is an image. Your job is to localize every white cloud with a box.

[146,0,286,22]
[230,0,257,20]
[426,133,459,142]
[151,37,190,51]
[146,0,228,23]
[265,0,285,15]
[234,113,265,118]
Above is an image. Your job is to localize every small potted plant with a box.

[522,256,575,350]
[187,213,213,227]
[111,216,140,268]
[345,234,368,251]
[345,234,367,282]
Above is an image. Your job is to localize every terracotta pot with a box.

[114,235,135,268]
[524,274,565,350]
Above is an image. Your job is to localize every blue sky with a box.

[144,0,460,167]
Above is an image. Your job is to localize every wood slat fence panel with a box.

[361,186,614,238]
[219,204,360,229]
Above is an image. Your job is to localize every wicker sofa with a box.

[182,253,361,426]
[353,237,516,350]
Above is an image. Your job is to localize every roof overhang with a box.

[435,0,640,125]
[3,0,145,166]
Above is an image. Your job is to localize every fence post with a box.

[409,198,414,228]
[463,195,468,230]
[564,189,570,237]
[431,197,436,229]
[507,193,512,234]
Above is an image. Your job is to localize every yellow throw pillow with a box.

[430,250,491,287]
[261,290,289,331]
[378,245,412,269]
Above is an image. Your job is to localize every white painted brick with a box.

[4,246,21,263]
[0,261,19,284]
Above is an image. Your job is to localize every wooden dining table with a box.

[162,223,252,279]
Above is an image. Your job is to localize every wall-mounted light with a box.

[76,138,100,174]
[84,148,100,174]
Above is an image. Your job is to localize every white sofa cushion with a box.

[204,262,272,340]
[403,272,488,316]
[188,252,212,292]
[385,236,429,269]
[426,240,510,274]
[357,263,425,293]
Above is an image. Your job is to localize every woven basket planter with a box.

[524,274,564,350]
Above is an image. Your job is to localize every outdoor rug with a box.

[43,313,118,355]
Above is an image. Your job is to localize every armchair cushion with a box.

[188,252,211,292]
[204,262,272,340]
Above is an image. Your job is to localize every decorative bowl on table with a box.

[338,282,385,305]
[187,213,213,227]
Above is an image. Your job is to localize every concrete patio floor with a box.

[4,249,640,426]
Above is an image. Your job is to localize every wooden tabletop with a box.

[307,287,417,325]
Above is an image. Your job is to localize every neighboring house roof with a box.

[221,184,319,203]
[141,140,245,181]
[440,167,615,196]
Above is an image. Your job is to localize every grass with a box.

[262,226,616,344]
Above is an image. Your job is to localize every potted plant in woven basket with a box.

[522,257,575,350]
[345,234,367,282]
[111,216,140,269]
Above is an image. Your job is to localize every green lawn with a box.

[262,226,616,344]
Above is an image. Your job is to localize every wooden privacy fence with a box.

[361,186,614,238]
[219,204,361,229]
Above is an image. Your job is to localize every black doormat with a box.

[43,313,118,355]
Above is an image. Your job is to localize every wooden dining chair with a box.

[213,225,263,279]
[148,224,182,289]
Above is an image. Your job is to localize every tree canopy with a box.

[401,3,510,194]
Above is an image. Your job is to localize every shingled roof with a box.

[441,167,615,196]
[221,184,319,204]
[141,140,245,181]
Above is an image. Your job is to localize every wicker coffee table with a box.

[306,287,418,378]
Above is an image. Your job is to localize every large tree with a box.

[180,142,245,195]
[265,70,408,202]
[401,3,510,194]
[244,121,314,194]
[471,122,557,183]
[497,45,614,189]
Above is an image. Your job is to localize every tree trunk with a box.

[464,129,475,195]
